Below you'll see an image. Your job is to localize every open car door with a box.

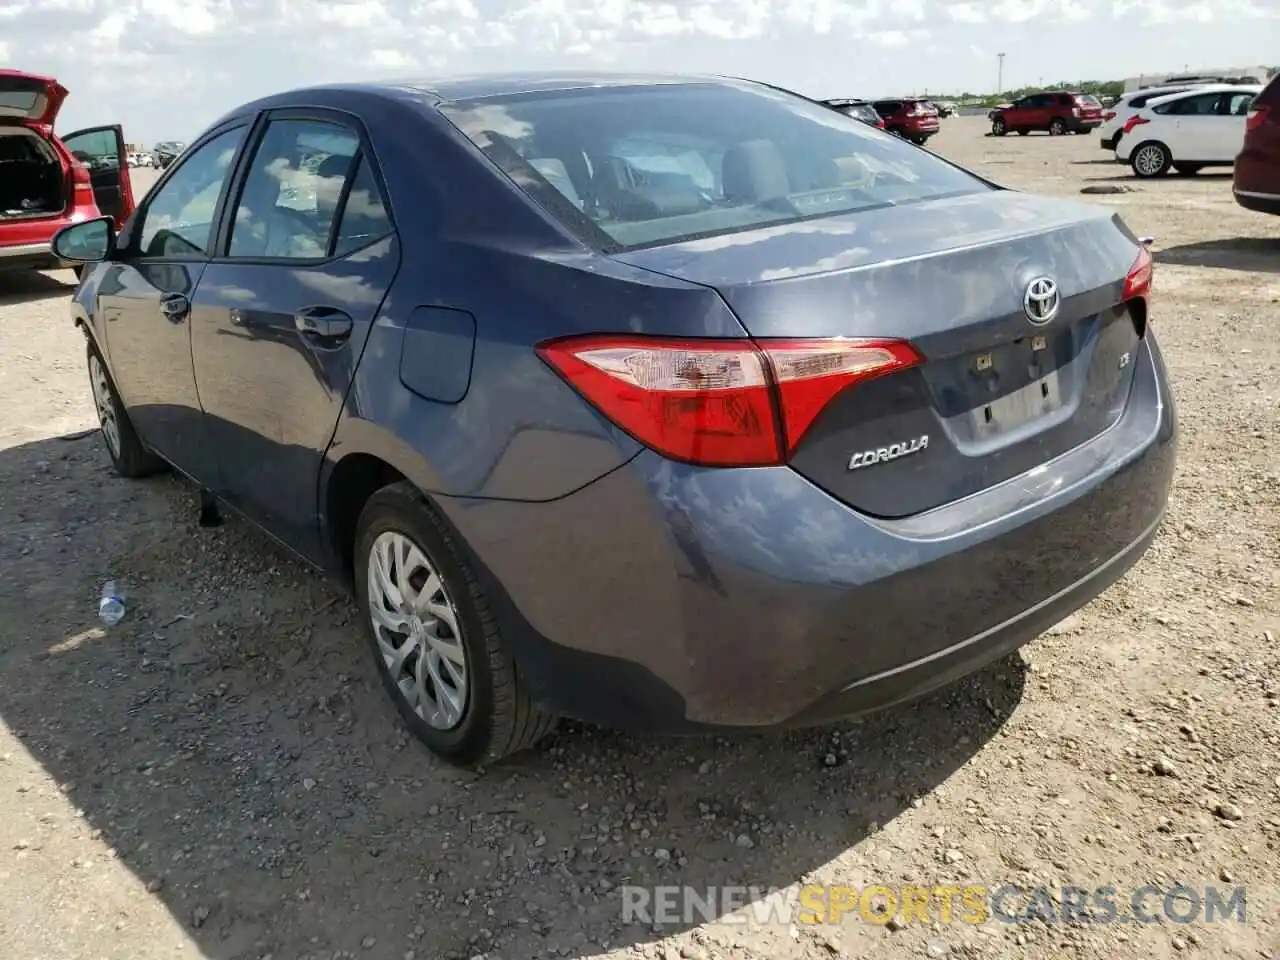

[60,124,135,229]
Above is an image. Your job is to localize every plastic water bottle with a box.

[99,580,126,626]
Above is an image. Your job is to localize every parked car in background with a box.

[52,71,1172,768]
[1115,83,1261,178]
[821,98,885,128]
[990,91,1104,136]
[0,69,134,275]
[1098,85,1203,151]
[935,101,957,118]
[1233,73,1280,215]
[872,98,940,144]
[152,140,186,169]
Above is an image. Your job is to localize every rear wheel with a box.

[354,482,556,768]
[1049,118,1067,136]
[991,118,1007,136]
[1131,141,1172,178]
[86,340,165,478]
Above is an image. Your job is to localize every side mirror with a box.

[52,216,116,264]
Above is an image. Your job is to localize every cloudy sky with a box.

[1,0,1274,143]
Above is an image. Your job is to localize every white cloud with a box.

[0,0,1273,141]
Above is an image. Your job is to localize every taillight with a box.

[1122,245,1153,301]
[71,161,95,206]
[536,335,923,467]
[1121,115,1150,134]
[1245,104,1270,133]
[1072,107,1082,117]
[1103,111,1116,122]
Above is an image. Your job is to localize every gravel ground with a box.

[0,117,1277,960]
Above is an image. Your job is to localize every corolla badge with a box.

[848,435,929,471]
[1023,276,1060,325]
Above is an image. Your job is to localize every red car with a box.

[1,69,134,276]
[871,98,940,145]
[990,91,1103,136]
[1233,73,1280,215]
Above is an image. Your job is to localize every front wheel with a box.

[86,340,165,478]
[1131,141,1172,179]
[354,482,557,768]
[1049,118,1067,136]
[991,118,1007,136]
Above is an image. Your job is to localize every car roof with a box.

[210,71,768,128]
[1143,82,1263,106]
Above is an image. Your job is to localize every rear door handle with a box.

[294,306,353,343]
[160,293,189,323]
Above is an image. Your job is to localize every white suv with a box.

[1098,85,1203,152]
[1114,83,1261,178]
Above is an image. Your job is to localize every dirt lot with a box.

[1,118,1277,960]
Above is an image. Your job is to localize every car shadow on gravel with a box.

[0,430,1027,960]
[1154,237,1280,275]
[0,270,76,308]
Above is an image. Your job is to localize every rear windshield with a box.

[1074,95,1101,107]
[439,82,988,251]
[0,90,41,114]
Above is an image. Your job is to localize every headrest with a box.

[528,157,583,209]
[722,139,790,204]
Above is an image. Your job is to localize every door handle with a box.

[160,293,189,322]
[294,306,353,343]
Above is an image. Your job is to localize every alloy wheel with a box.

[1134,145,1166,177]
[88,354,121,460]
[366,530,469,730]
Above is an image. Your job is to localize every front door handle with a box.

[160,293,189,323]
[294,306,353,343]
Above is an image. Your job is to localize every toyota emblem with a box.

[1023,277,1060,325]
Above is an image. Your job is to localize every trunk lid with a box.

[612,190,1147,518]
[1074,95,1104,122]
[0,70,68,127]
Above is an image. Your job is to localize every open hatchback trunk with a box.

[0,69,134,228]
[612,190,1152,518]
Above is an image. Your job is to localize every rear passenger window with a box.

[228,119,360,259]
[332,156,392,257]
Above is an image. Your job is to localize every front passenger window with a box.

[137,127,247,258]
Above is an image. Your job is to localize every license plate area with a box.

[965,332,1069,440]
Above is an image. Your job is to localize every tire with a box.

[354,482,557,768]
[1173,164,1203,176]
[1130,141,1172,179]
[1049,118,1067,136]
[991,118,1007,136]
[86,339,165,478]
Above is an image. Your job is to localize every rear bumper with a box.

[444,333,1176,733]
[1233,149,1280,214]
[0,241,60,272]
[1068,119,1101,132]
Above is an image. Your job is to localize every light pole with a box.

[997,52,1006,96]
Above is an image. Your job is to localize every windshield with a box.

[439,82,988,250]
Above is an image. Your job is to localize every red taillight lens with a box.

[1121,115,1149,134]
[536,335,922,467]
[70,161,95,204]
[1245,104,1270,133]
[1122,245,1153,301]
[1103,111,1116,122]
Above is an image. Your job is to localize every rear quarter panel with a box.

[323,92,749,502]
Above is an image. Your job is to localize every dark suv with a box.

[991,92,1103,136]
[821,98,885,129]
[871,99,940,144]
[1234,73,1280,216]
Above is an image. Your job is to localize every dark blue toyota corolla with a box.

[54,72,1175,767]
